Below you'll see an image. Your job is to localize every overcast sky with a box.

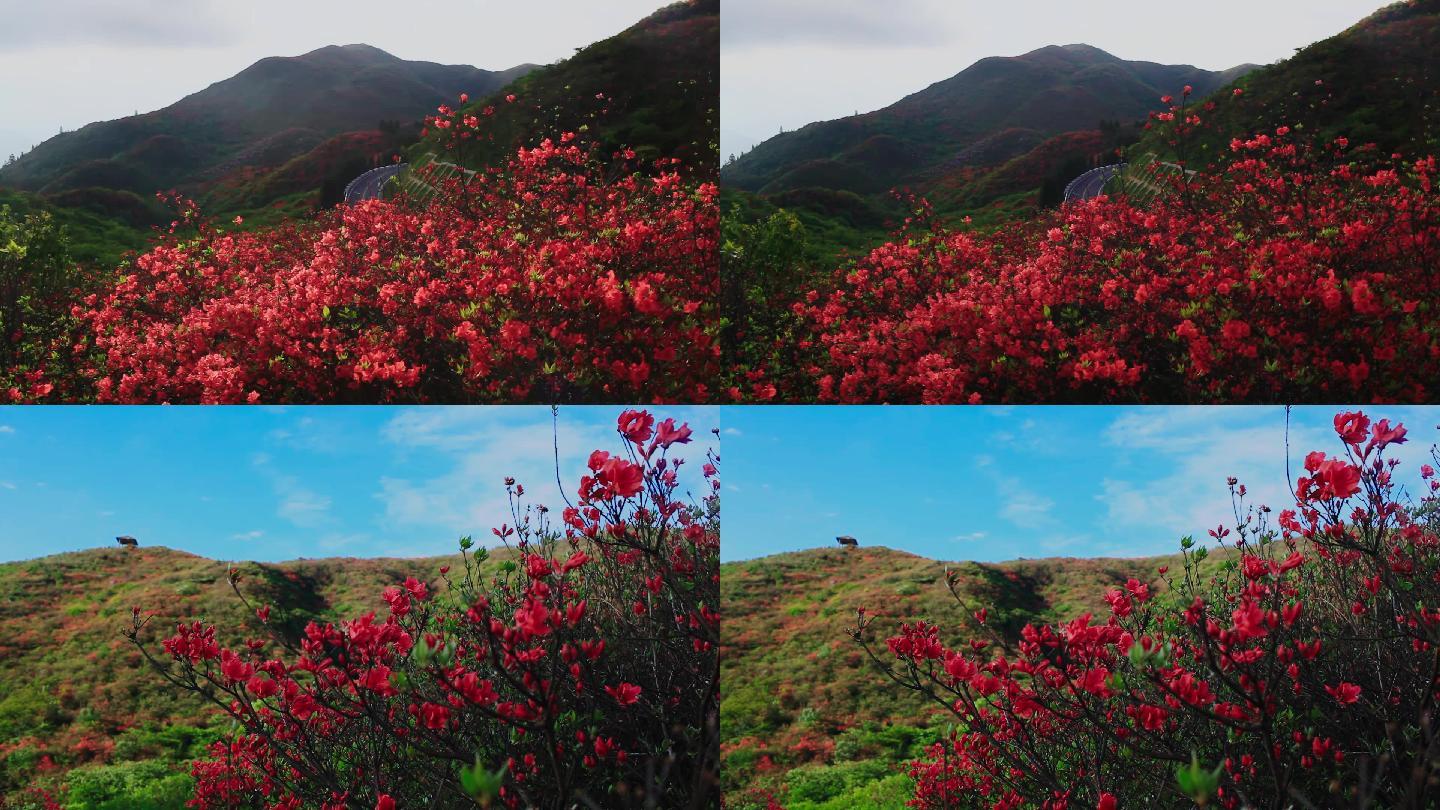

[0,0,665,162]
[723,0,1395,158]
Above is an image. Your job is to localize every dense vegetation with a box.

[0,546,476,808]
[0,1,719,404]
[723,0,1440,404]
[720,44,1246,258]
[720,547,1174,808]
[1129,0,1440,166]
[864,411,1440,808]
[411,0,718,175]
[4,409,719,809]
[0,45,525,219]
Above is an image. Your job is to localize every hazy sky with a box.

[0,405,718,563]
[723,406,1440,563]
[722,0,1395,158]
[0,0,665,162]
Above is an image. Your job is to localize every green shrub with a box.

[788,772,911,810]
[112,722,225,762]
[63,760,192,810]
[786,760,897,805]
[0,744,42,790]
[0,683,63,743]
[721,679,788,739]
[785,764,847,803]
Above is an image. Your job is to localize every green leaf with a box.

[1174,751,1223,806]
[459,754,508,804]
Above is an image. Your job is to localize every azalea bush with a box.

[744,88,1440,403]
[1,93,720,404]
[78,132,717,403]
[858,411,1440,808]
[125,410,720,809]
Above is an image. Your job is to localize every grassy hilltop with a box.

[721,545,1189,809]
[0,545,504,807]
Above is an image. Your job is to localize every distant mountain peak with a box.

[0,46,530,197]
[1057,43,1117,58]
[724,45,1254,196]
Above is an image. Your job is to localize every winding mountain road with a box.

[344,164,407,204]
[1063,163,1126,203]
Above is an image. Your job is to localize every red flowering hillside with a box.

[123,409,718,809]
[721,547,1192,809]
[4,137,719,404]
[861,411,1440,808]
[741,121,1440,403]
[4,409,719,809]
[0,545,481,807]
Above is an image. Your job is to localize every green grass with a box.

[720,545,1202,806]
[0,189,152,268]
[0,545,513,806]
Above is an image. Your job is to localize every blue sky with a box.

[0,405,718,563]
[722,406,1440,563]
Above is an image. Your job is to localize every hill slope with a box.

[1130,0,1440,167]
[721,546,1180,809]
[722,44,1252,199]
[408,0,718,173]
[0,45,528,201]
[0,546,505,806]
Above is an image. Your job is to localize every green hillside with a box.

[0,189,159,269]
[0,46,530,271]
[408,0,719,174]
[721,546,1189,809]
[722,45,1249,197]
[0,545,509,808]
[720,46,1250,262]
[1130,0,1440,167]
[0,46,524,201]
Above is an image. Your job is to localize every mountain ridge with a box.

[0,44,531,199]
[723,43,1255,199]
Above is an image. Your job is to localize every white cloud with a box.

[0,425,14,434]
[1096,407,1438,556]
[0,482,15,490]
[953,531,987,542]
[252,451,334,529]
[375,408,723,557]
[231,530,265,541]
[278,485,332,527]
[996,476,1055,530]
[237,407,721,560]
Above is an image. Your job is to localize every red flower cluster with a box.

[69,137,718,404]
[126,410,720,808]
[766,107,1440,403]
[859,411,1440,808]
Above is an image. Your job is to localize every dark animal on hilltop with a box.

[116,536,138,547]
[836,536,858,547]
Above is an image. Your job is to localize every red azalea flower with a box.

[605,683,642,707]
[1325,682,1362,706]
